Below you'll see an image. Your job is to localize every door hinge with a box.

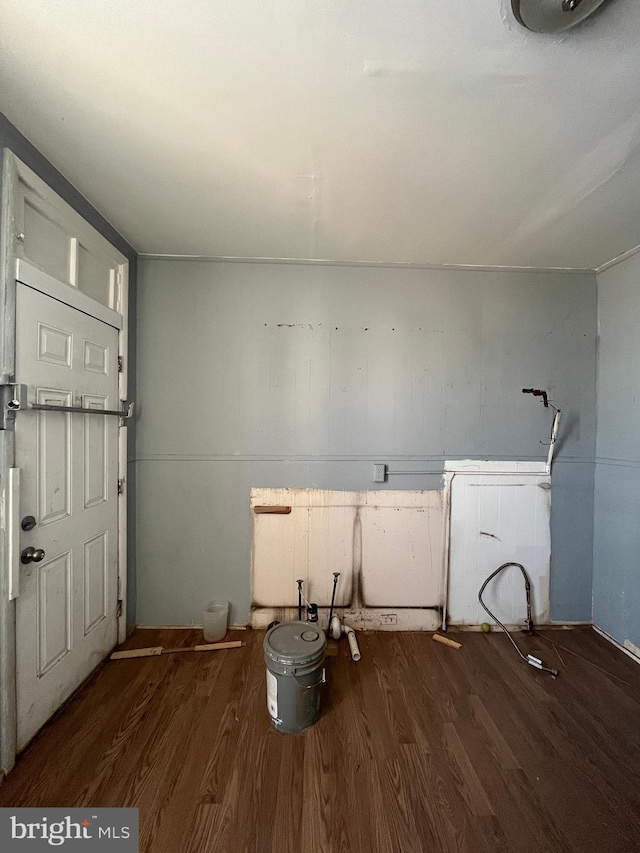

[118,478,125,495]
[118,356,123,373]
[117,578,123,617]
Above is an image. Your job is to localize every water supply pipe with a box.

[478,562,557,676]
[328,572,340,629]
[297,579,303,621]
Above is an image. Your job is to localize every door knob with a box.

[21,547,45,564]
[21,515,37,531]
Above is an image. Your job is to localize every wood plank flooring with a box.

[1,627,640,852]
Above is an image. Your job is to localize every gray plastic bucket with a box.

[263,621,326,733]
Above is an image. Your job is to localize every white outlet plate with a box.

[379,613,397,625]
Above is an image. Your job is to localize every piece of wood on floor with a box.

[110,640,244,660]
[110,646,163,660]
[193,641,244,652]
[433,633,462,650]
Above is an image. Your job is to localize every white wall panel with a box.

[446,465,551,627]
[251,487,445,627]
[360,490,445,607]
[251,489,357,608]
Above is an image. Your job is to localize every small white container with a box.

[202,600,229,643]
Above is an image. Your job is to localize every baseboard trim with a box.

[136,624,249,631]
[251,607,441,631]
[451,622,590,632]
[135,622,589,633]
[593,626,640,665]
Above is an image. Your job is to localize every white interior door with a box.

[15,281,119,750]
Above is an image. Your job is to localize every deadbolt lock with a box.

[21,515,36,531]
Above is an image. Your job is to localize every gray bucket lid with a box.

[264,621,326,666]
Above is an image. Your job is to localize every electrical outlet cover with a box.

[373,463,387,483]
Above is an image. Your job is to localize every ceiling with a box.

[1,0,640,270]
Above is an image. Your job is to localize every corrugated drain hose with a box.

[478,562,558,677]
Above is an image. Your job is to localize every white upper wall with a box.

[1,0,639,269]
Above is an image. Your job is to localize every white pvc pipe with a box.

[329,615,342,640]
[343,624,361,662]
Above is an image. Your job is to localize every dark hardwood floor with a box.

[1,627,640,852]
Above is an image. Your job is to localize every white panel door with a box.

[15,282,119,750]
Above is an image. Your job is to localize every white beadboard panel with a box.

[360,490,445,607]
[446,460,548,474]
[251,488,357,608]
[446,471,551,626]
[251,487,445,617]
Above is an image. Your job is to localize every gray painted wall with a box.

[0,114,138,628]
[136,259,596,626]
[593,252,640,652]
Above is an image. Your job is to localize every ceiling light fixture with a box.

[511,0,612,33]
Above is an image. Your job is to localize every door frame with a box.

[0,151,130,774]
